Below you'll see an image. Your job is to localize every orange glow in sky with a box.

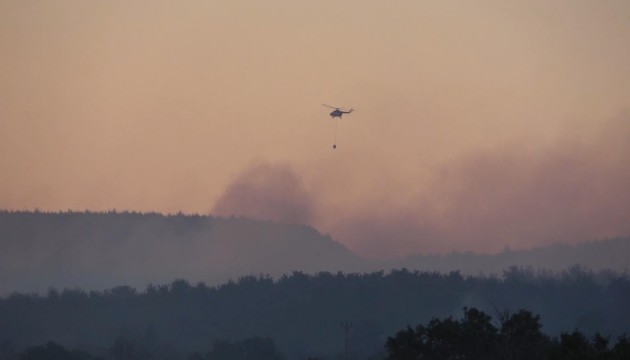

[2,1,630,257]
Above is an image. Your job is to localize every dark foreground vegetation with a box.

[386,307,630,360]
[1,269,629,359]
[1,336,284,360]
[2,308,629,360]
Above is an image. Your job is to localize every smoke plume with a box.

[212,163,316,225]
[214,117,630,258]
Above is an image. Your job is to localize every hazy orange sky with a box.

[2,1,629,258]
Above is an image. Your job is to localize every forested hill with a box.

[0,210,362,295]
[1,211,629,295]
[2,211,630,358]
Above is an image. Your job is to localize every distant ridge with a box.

[0,210,362,295]
[0,210,628,295]
[390,236,630,275]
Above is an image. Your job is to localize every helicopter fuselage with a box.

[330,109,352,118]
[330,110,343,118]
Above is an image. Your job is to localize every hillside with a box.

[390,237,630,275]
[1,211,629,296]
[0,211,362,295]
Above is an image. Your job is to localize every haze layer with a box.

[2,1,629,257]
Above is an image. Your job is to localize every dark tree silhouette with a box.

[611,334,630,359]
[19,342,100,360]
[459,307,498,359]
[497,309,550,360]
[383,307,630,360]
[386,307,500,360]
[387,308,630,360]
[550,330,596,360]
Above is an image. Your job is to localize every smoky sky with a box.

[2,1,630,259]
[213,116,630,258]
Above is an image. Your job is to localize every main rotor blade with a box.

[322,104,339,110]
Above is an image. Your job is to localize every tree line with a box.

[2,307,628,360]
[0,336,284,360]
[1,268,629,359]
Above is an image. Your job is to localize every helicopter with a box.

[322,104,355,149]
[323,104,354,118]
